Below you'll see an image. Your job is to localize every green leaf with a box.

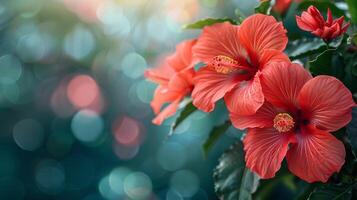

[213,142,260,200]
[350,33,357,46]
[234,7,246,24]
[309,49,335,75]
[287,38,326,60]
[343,52,357,93]
[255,0,271,15]
[346,0,357,24]
[287,35,346,61]
[298,1,346,18]
[239,168,260,200]
[202,121,231,157]
[308,48,345,78]
[347,107,357,156]
[308,182,356,200]
[183,18,236,29]
[169,101,197,135]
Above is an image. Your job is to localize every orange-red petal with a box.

[230,102,277,130]
[244,127,293,179]
[239,14,287,57]
[192,67,241,112]
[298,75,355,132]
[225,72,264,115]
[286,125,345,183]
[259,50,290,70]
[150,86,180,114]
[261,62,312,111]
[167,39,197,72]
[152,99,180,125]
[192,22,246,63]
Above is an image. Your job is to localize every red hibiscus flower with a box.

[191,14,289,115]
[230,62,355,183]
[145,40,197,125]
[296,6,350,41]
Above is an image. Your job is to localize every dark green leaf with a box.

[309,49,334,75]
[183,18,236,29]
[169,101,196,135]
[202,121,231,157]
[298,1,346,18]
[308,48,345,78]
[239,168,260,200]
[346,0,357,24]
[287,35,345,60]
[287,38,326,60]
[343,52,357,93]
[213,142,260,200]
[347,107,357,156]
[255,0,271,15]
[350,33,357,46]
[308,182,356,200]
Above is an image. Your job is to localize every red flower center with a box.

[273,113,295,133]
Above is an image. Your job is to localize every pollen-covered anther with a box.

[273,113,295,133]
[210,55,239,74]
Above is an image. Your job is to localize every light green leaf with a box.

[255,0,271,15]
[346,0,357,24]
[183,18,236,29]
[287,38,326,60]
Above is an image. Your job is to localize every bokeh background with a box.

[0,0,262,199]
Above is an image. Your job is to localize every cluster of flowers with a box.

[146,6,355,183]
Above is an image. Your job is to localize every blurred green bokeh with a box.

[0,0,259,199]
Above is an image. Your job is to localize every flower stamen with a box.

[273,113,295,133]
[210,55,239,74]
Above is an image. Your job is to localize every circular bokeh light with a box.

[156,142,187,171]
[108,167,132,196]
[71,109,104,143]
[35,159,65,195]
[170,170,199,198]
[112,116,141,146]
[67,75,99,108]
[13,118,44,151]
[0,55,22,84]
[124,172,152,199]
[120,52,147,79]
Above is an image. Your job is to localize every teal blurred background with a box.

[0,0,259,199]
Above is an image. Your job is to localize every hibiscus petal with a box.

[286,125,345,183]
[225,72,264,115]
[239,14,287,56]
[261,62,312,111]
[296,15,315,32]
[145,62,174,85]
[244,127,293,179]
[167,39,197,72]
[192,22,246,63]
[151,86,180,114]
[230,102,277,130]
[298,75,355,132]
[259,50,290,70]
[192,67,240,112]
[168,69,194,92]
[152,99,180,125]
